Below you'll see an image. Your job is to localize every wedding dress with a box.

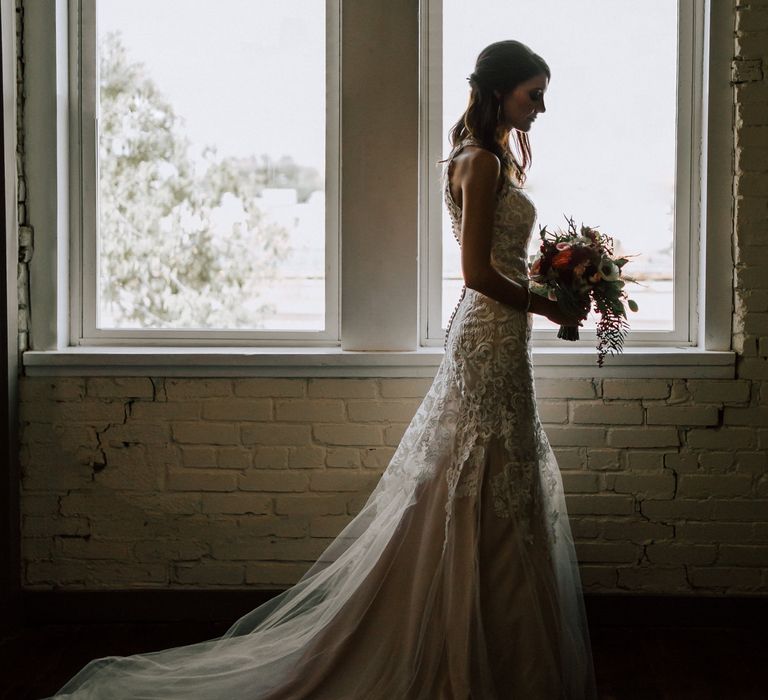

[51,137,596,699]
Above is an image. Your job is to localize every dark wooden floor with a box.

[2,622,767,699]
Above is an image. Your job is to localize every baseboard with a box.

[19,590,768,628]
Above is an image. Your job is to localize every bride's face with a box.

[497,73,548,132]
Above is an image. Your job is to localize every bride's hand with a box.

[531,295,588,327]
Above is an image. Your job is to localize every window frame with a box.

[21,0,732,376]
[419,0,713,348]
[70,0,342,346]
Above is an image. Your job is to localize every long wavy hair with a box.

[449,40,550,185]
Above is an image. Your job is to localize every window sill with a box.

[22,346,735,379]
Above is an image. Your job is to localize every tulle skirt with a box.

[51,308,596,699]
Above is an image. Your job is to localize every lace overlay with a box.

[438,137,560,545]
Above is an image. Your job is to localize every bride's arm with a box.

[456,148,584,327]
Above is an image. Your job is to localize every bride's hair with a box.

[449,40,550,184]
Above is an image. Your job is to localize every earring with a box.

[497,103,503,123]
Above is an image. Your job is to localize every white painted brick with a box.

[237,516,308,539]
[274,399,345,422]
[560,472,599,493]
[613,472,676,500]
[361,447,395,469]
[246,562,309,586]
[238,471,309,492]
[21,460,94,492]
[579,566,617,589]
[565,495,634,515]
[534,379,597,399]
[569,519,600,539]
[688,566,763,590]
[718,545,768,566]
[676,522,756,543]
[202,399,272,421]
[723,405,768,425]
[201,493,272,514]
[21,400,126,424]
[379,378,432,398]
[383,423,408,446]
[537,400,568,424]
[242,424,312,447]
[608,428,679,448]
[134,540,208,563]
[95,451,161,492]
[307,379,377,398]
[602,379,670,400]
[87,377,154,399]
[23,515,89,537]
[646,405,720,426]
[626,452,665,470]
[234,379,305,398]
[552,448,584,470]
[685,428,755,450]
[617,566,689,592]
[346,399,421,422]
[172,421,239,445]
[103,422,170,445]
[310,470,379,493]
[575,542,640,563]
[647,543,717,565]
[712,500,768,521]
[130,401,201,421]
[60,539,132,561]
[640,499,713,520]
[698,452,734,471]
[253,447,290,469]
[165,379,232,400]
[586,449,621,471]
[20,378,85,401]
[215,537,333,562]
[313,423,383,446]
[20,494,59,516]
[216,447,252,470]
[166,470,238,492]
[174,562,244,585]
[544,427,606,447]
[274,495,348,516]
[310,515,354,538]
[287,446,327,469]
[572,402,643,425]
[326,447,361,468]
[677,474,753,498]
[663,452,700,473]
[599,519,673,542]
[180,446,217,468]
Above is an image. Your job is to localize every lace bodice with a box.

[444,137,537,283]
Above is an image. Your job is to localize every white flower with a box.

[599,257,621,282]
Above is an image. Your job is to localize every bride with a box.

[51,40,596,699]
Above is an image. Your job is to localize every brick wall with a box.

[16,2,768,594]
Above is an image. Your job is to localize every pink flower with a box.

[555,242,571,251]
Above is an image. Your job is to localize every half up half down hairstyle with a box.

[449,40,550,185]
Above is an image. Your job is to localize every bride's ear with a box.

[493,89,501,100]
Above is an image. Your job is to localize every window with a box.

[74,0,340,344]
[421,0,707,347]
[22,0,732,376]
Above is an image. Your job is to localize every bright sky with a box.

[442,0,678,262]
[98,0,326,171]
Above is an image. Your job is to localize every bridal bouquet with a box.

[528,217,638,367]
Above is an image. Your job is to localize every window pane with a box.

[96,0,326,330]
[441,0,677,332]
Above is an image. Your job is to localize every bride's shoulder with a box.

[451,145,501,179]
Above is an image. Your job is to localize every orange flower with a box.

[551,249,574,269]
